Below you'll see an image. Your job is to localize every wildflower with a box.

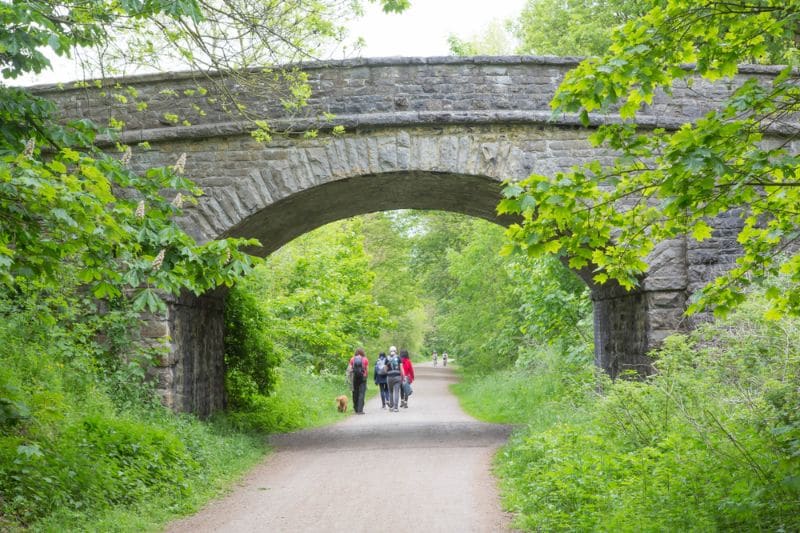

[171,192,183,209]
[152,249,166,271]
[224,248,232,265]
[135,200,146,219]
[23,139,35,158]
[173,153,187,174]
[121,146,132,167]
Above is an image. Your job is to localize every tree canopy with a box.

[513,0,645,56]
[501,0,800,318]
[0,0,407,311]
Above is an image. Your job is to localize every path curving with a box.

[165,363,514,532]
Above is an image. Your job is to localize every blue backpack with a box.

[353,355,364,377]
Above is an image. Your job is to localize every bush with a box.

[224,288,284,409]
[0,283,269,531]
[479,294,800,532]
[227,363,352,433]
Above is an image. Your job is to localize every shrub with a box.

[489,295,800,532]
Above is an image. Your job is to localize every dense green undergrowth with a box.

[0,283,354,532]
[0,289,263,532]
[226,363,353,433]
[454,295,800,532]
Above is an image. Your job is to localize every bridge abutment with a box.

[144,289,227,417]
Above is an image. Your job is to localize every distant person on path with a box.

[442,351,448,367]
[348,348,369,414]
[400,349,415,408]
[374,351,390,409]
[432,350,438,367]
[386,346,404,412]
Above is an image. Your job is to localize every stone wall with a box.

[142,290,227,416]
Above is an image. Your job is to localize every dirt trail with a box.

[166,363,514,532]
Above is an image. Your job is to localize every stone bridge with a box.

[37,56,794,415]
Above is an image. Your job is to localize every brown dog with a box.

[336,395,348,413]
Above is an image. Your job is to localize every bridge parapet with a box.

[34,57,796,144]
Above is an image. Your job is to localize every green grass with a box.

[226,364,360,432]
[451,346,592,430]
[0,292,368,532]
[450,302,800,532]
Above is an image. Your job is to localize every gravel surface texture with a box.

[166,363,514,532]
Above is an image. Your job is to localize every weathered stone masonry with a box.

[36,56,798,415]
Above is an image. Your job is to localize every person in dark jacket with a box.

[374,352,389,409]
[348,347,369,414]
[400,349,414,408]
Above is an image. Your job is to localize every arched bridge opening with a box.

[154,167,677,416]
[35,56,773,414]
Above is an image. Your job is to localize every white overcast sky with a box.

[348,0,525,58]
[16,0,527,85]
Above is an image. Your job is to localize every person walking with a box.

[348,348,369,414]
[385,346,403,412]
[400,349,415,409]
[442,351,448,367]
[374,351,390,409]
[432,350,438,367]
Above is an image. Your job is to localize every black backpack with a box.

[353,355,364,377]
[388,355,400,371]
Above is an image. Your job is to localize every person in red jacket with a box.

[348,348,369,414]
[399,349,414,408]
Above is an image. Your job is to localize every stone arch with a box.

[223,171,515,255]
[39,55,774,414]
[152,129,681,415]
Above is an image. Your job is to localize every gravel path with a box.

[166,363,514,532]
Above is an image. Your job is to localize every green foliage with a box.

[453,345,593,427]
[409,212,591,372]
[361,212,428,354]
[226,363,354,433]
[229,218,389,378]
[0,281,268,530]
[1,0,406,80]
[225,289,284,409]
[456,288,800,532]
[512,0,645,56]
[0,79,257,314]
[433,221,523,371]
[502,0,800,318]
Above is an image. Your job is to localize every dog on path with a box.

[336,395,348,413]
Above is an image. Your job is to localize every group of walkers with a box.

[347,345,414,414]
[431,350,448,368]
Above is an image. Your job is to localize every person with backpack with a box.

[385,346,404,412]
[374,352,390,409]
[400,349,415,408]
[348,347,369,414]
[432,350,438,367]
